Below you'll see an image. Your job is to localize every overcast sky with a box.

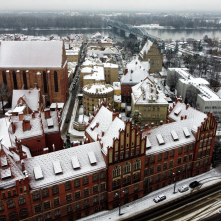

[1,0,221,11]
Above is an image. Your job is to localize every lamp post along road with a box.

[173,171,180,194]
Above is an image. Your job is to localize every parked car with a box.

[178,185,189,193]
[153,194,166,203]
[189,181,200,188]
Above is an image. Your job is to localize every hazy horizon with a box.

[1,0,221,12]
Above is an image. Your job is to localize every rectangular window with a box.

[145,158,149,165]
[169,160,173,167]
[158,153,162,161]
[101,183,106,190]
[115,154,118,162]
[150,155,155,163]
[157,165,161,171]
[178,147,182,155]
[164,152,168,159]
[34,204,41,213]
[170,150,174,157]
[189,154,193,160]
[162,172,166,179]
[120,152,124,160]
[75,191,81,199]
[74,179,80,188]
[83,188,89,196]
[163,162,167,169]
[66,194,72,202]
[177,158,182,164]
[93,185,98,193]
[150,166,154,173]
[184,146,188,153]
[54,71,58,92]
[189,143,194,150]
[83,176,89,185]
[183,156,187,162]
[53,198,60,206]
[44,201,51,209]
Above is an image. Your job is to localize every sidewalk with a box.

[80,165,221,221]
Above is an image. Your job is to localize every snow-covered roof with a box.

[83,66,105,81]
[101,118,125,155]
[83,83,114,94]
[0,146,25,188]
[142,119,196,155]
[23,141,106,189]
[131,78,169,106]
[139,40,153,58]
[50,103,64,109]
[0,41,64,68]
[12,89,40,111]
[113,82,121,90]
[86,106,113,141]
[168,101,207,132]
[103,63,118,68]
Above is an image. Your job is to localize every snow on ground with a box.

[80,165,221,221]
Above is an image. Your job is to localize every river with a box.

[0,28,221,41]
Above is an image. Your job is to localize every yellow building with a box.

[131,77,168,126]
[66,47,80,62]
[83,83,114,115]
[113,82,121,111]
[139,40,163,73]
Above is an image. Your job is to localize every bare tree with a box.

[185,86,198,108]
[0,83,10,115]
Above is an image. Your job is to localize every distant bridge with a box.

[106,19,160,42]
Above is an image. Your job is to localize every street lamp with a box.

[173,171,180,194]
[116,190,124,216]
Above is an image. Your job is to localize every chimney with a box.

[173,102,175,108]
[43,147,49,154]
[186,104,189,109]
[44,109,51,119]
[32,112,35,119]
[166,120,169,124]
[160,120,163,125]
[185,115,187,119]
[52,144,55,152]
[124,69,128,75]
[151,122,154,128]
[22,120,31,131]
[21,160,25,172]
[144,124,149,129]
[100,141,103,148]
[102,131,105,137]
[181,116,184,120]
[19,113,23,121]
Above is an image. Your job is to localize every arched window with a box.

[12,71,17,89]
[123,162,131,175]
[112,165,121,178]
[54,71,58,92]
[133,159,141,172]
[7,199,15,209]
[22,71,27,89]
[43,71,47,93]
[18,196,26,206]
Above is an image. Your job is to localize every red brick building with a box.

[0,102,217,221]
[0,41,68,106]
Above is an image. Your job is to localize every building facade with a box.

[139,40,163,73]
[0,103,217,221]
[0,41,68,105]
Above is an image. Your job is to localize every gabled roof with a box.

[12,89,40,111]
[23,141,106,189]
[101,117,125,155]
[0,41,64,68]
[86,106,113,141]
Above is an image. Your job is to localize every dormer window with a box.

[88,151,97,165]
[47,118,54,129]
[1,156,8,168]
[174,107,182,116]
[53,161,63,175]
[146,137,151,149]
[1,167,12,180]
[171,130,179,141]
[33,166,44,180]
[72,156,80,170]
[156,134,164,145]
[183,127,190,138]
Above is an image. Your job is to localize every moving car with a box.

[178,185,189,193]
[189,181,200,188]
[153,194,166,203]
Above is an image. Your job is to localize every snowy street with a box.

[80,166,221,221]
